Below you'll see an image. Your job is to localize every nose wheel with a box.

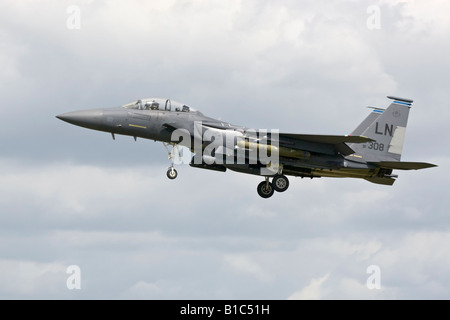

[167,167,178,180]
[163,142,181,180]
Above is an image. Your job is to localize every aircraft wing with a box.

[279,134,373,144]
[277,133,374,156]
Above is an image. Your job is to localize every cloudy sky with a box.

[0,0,449,299]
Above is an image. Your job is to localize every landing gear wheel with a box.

[167,168,178,180]
[272,175,289,192]
[163,142,180,180]
[257,181,275,198]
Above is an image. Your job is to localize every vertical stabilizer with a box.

[350,107,383,136]
[349,96,413,162]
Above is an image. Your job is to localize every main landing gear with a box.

[257,174,289,198]
[163,142,180,180]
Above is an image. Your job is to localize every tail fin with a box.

[350,107,383,136]
[349,96,413,162]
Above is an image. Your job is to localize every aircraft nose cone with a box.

[56,109,104,130]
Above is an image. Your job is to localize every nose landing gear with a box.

[167,167,178,179]
[163,142,181,180]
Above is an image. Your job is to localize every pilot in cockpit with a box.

[143,101,159,110]
[150,102,159,110]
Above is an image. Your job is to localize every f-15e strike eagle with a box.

[57,96,436,198]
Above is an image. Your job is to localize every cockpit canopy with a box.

[122,98,196,113]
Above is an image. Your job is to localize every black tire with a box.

[272,175,289,192]
[257,181,274,198]
[167,168,178,179]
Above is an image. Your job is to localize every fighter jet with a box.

[56,96,436,198]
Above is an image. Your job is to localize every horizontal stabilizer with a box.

[371,161,437,170]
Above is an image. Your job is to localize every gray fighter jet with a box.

[57,96,436,198]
